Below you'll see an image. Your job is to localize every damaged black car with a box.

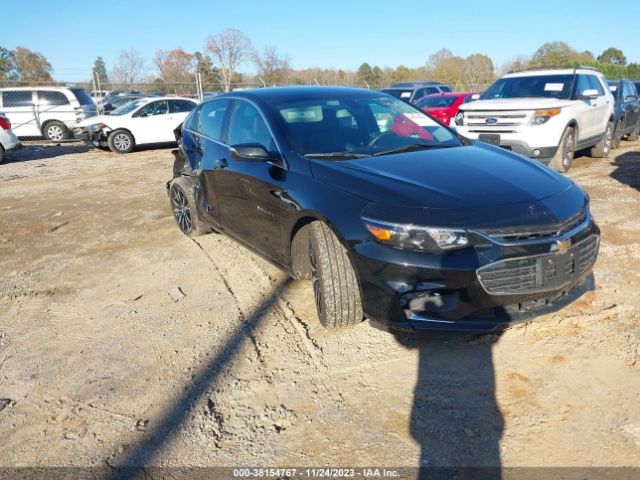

[167,87,599,332]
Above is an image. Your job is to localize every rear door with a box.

[36,90,72,129]
[1,90,39,137]
[213,99,285,262]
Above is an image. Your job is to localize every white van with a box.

[0,87,98,140]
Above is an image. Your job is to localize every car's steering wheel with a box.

[368,131,397,147]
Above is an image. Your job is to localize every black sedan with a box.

[607,79,640,148]
[168,87,600,332]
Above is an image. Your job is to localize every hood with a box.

[77,114,116,127]
[310,143,584,228]
[460,97,573,111]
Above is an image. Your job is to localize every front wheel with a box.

[590,121,613,158]
[549,126,575,173]
[308,222,364,329]
[108,129,135,154]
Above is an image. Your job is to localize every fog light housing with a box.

[400,290,460,314]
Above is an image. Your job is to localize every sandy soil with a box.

[0,140,638,471]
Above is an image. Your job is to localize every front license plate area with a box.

[478,133,501,146]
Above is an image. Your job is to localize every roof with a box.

[219,86,380,103]
[505,68,604,78]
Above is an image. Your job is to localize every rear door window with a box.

[2,90,33,107]
[169,99,197,113]
[198,98,231,141]
[37,91,70,106]
[137,100,169,117]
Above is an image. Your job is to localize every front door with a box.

[131,100,172,144]
[214,100,286,264]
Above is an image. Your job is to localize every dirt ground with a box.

[0,139,639,472]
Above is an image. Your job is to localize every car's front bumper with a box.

[351,217,600,332]
[73,128,108,147]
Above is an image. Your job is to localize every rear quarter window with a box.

[70,88,95,106]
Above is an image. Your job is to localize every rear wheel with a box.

[627,123,640,142]
[590,121,613,158]
[549,126,575,173]
[169,176,208,237]
[108,129,135,154]
[308,222,363,329]
[43,121,70,141]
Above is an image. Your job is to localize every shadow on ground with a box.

[395,330,503,480]
[2,142,91,164]
[610,150,640,191]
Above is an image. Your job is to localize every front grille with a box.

[477,235,599,295]
[465,110,529,133]
[479,209,588,242]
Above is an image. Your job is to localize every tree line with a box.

[2,36,639,93]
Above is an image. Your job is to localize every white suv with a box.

[455,68,614,172]
[0,87,98,141]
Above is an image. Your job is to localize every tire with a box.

[169,176,207,237]
[107,129,135,154]
[627,123,640,142]
[308,221,363,328]
[590,121,613,158]
[42,120,70,141]
[549,126,575,173]
[611,121,622,150]
[0,145,5,164]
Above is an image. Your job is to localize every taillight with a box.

[0,116,10,130]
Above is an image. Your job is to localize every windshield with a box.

[482,74,574,100]
[111,99,146,116]
[270,94,459,158]
[416,96,457,108]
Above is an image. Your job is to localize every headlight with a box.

[88,123,106,132]
[362,218,470,252]
[454,112,464,126]
[529,108,561,126]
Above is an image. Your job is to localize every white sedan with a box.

[76,96,198,153]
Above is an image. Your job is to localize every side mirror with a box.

[229,143,274,162]
[579,89,599,100]
[624,95,638,103]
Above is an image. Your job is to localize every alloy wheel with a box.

[309,241,322,315]
[112,133,131,152]
[603,124,613,156]
[47,125,64,141]
[562,129,575,170]
[171,186,193,234]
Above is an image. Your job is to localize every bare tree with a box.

[110,49,146,85]
[253,46,290,85]
[499,55,530,76]
[461,54,495,91]
[205,29,253,92]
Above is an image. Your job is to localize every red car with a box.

[415,92,478,126]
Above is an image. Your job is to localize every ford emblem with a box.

[485,117,498,124]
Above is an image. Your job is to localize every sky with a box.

[2,0,640,82]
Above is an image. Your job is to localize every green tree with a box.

[194,51,221,85]
[529,41,592,68]
[0,47,17,80]
[597,47,627,66]
[92,56,108,83]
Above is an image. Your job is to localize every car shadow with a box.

[1,142,91,164]
[394,330,503,479]
[610,150,640,191]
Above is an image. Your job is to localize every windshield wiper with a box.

[373,143,456,157]
[305,152,371,159]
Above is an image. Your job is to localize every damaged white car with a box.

[75,97,197,153]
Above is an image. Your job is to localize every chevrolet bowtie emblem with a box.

[553,239,571,253]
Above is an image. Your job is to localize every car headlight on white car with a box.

[362,218,470,252]
[529,108,561,125]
